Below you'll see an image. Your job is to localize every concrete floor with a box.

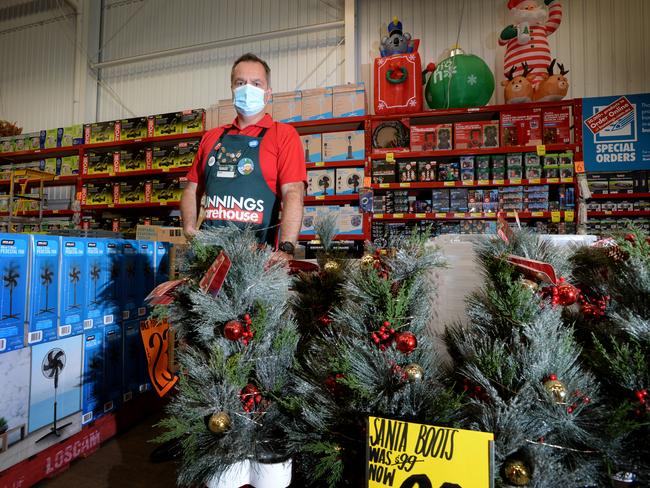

[35,410,178,488]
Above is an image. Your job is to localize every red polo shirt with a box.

[186,113,306,195]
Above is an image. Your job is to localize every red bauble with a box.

[556,282,579,306]
[224,320,243,341]
[395,331,417,354]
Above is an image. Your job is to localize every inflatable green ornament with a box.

[425,46,495,109]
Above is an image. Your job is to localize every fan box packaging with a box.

[0,235,29,353]
[154,242,171,285]
[40,128,60,149]
[119,147,150,172]
[84,239,106,329]
[138,241,156,314]
[84,121,119,144]
[322,130,364,161]
[332,83,366,117]
[103,239,121,324]
[83,150,119,175]
[337,205,363,235]
[61,124,84,146]
[176,141,199,167]
[307,169,336,196]
[11,134,29,151]
[300,206,319,236]
[0,136,15,153]
[23,131,42,150]
[81,330,104,424]
[454,120,499,149]
[300,134,322,163]
[272,91,302,123]
[335,167,364,194]
[500,108,542,147]
[123,319,150,401]
[542,107,571,144]
[301,87,333,120]
[59,237,87,338]
[119,117,148,141]
[371,160,396,183]
[102,323,123,413]
[409,124,453,151]
[119,241,139,320]
[27,235,60,345]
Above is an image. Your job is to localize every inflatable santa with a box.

[499,0,563,87]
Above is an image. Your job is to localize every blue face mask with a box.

[233,84,266,117]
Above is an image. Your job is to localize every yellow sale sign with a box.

[367,416,494,488]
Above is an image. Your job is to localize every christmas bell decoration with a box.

[543,374,567,403]
[223,320,243,341]
[207,411,231,434]
[404,363,424,382]
[395,331,417,354]
[425,45,495,109]
[503,458,531,486]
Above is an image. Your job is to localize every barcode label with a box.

[103,315,114,325]
[122,311,130,320]
[83,319,93,330]
[103,401,114,412]
[28,331,43,344]
[82,412,93,424]
[58,325,72,337]
[0,338,6,351]
[123,391,133,402]
[138,307,147,317]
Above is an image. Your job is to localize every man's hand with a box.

[267,250,291,269]
[183,226,197,240]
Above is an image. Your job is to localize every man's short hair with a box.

[231,53,271,86]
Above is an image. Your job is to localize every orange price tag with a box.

[316,195,325,200]
[574,160,585,173]
[140,319,178,398]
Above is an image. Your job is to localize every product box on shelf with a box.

[27,235,60,345]
[0,135,15,153]
[617,201,634,212]
[300,134,322,163]
[85,240,105,329]
[61,124,84,146]
[181,109,205,133]
[322,130,364,161]
[152,144,176,170]
[460,156,475,182]
[336,205,363,235]
[119,117,148,141]
[103,323,123,412]
[84,150,119,175]
[500,108,542,147]
[608,173,634,194]
[300,206,319,236]
[438,161,459,181]
[119,180,150,204]
[397,161,418,182]
[332,83,366,117]
[81,182,118,206]
[119,147,150,172]
[632,170,648,192]
[409,124,454,151]
[476,155,491,180]
[103,239,121,323]
[307,168,336,196]
[0,235,29,353]
[218,99,237,126]
[154,242,171,285]
[122,319,150,401]
[542,154,560,179]
[41,157,61,175]
[24,131,42,150]
[61,155,80,175]
[301,87,333,120]
[59,237,87,338]
[559,152,574,178]
[119,240,139,320]
[138,241,155,313]
[431,189,451,212]
[81,330,104,424]
[151,112,182,137]
[453,120,499,149]
[506,153,523,180]
[542,107,571,144]
[176,141,200,167]
[335,167,364,194]
[371,160,396,184]
[587,174,610,194]
[151,178,184,203]
[11,134,28,151]
[40,128,59,149]
[272,91,302,123]
[84,120,119,144]
[418,161,437,181]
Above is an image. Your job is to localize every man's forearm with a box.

[180,183,199,234]
[279,186,304,244]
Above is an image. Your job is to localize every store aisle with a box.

[35,410,177,488]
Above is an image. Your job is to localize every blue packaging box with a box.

[122,319,150,401]
[85,239,107,329]
[154,242,170,285]
[103,323,123,413]
[59,237,87,338]
[103,239,121,325]
[120,240,139,320]
[81,331,104,424]
[27,235,60,345]
[0,234,29,354]
[137,241,156,317]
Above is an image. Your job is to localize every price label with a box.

[415,213,426,218]
[574,160,585,173]
[561,177,574,183]
[509,178,521,184]
[385,152,394,163]
[547,178,559,183]
[604,210,613,215]
[316,195,325,200]
[435,213,447,218]
[551,211,561,223]
[492,179,504,185]
[470,212,482,217]
[108,204,115,208]
[537,145,546,156]
[477,179,490,186]
[565,210,575,222]
[454,212,466,218]
[393,213,404,218]
[484,212,496,217]
[444,181,456,187]
[507,212,516,217]
[379,183,390,188]
[53,210,59,214]
[315,161,325,167]
[162,167,169,172]
[531,211,544,217]
[529,178,541,184]
[399,182,411,188]
[375,213,384,219]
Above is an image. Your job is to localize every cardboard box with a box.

[84,150,119,175]
[542,107,571,144]
[82,182,118,205]
[500,108,542,147]
[119,181,149,204]
[120,117,148,140]
[408,124,453,151]
[27,235,60,345]
[300,206,319,236]
[151,178,184,203]
[337,205,363,235]
[418,161,437,181]
[122,319,150,401]
[181,109,205,133]
[12,134,28,152]
[397,161,418,182]
[138,241,156,315]
[0,136,15,153]
[152,112,182,137]
[120,241,139,319]
[82,331,104,424]
[60,155,79,175]
[0,235,29,353]
[542,154,560,179]
[103,239,121,323]
[454,120,499,149]
[272,91,302,123]
[307,168,336,196]
[24,132,41,150]
[335,167,364,194]
[300,134,322,163]
[119,148,150,172]
[135,225,186,246]
[40,128,59,149]
[84,121,119,144]
[59,237,87,338]
[322,130,364,161]
[438,161,459,181]
[176,141,199,167]
[152,144,176,170]
[218,99,236,126]
[371,160,396,183]
[84,239,106,329]
[332,83,366,117]
[61,124,84,146]
[301,87,332,120]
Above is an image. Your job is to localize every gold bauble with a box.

[403,363,424,382]
[360,254,375,267]
[543,379,567,404]
[520,279,538,292]
[208,412,231,434]
[323,260,340,272]
[503,458,531,486]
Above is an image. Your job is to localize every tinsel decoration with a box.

[503,458,532,486]
[240,383,263,413]
[543,374,567,404]
[371,320,397,351]
[395,331,417,354]
[403,363,424,382]
[206,412,232,434]
[323,261,340,272]
[223,320,243,341]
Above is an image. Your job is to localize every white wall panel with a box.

[97,0,345,121]
[357,0,650,106]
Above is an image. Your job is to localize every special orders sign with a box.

[583,93,650,172]
[366,416,494,488]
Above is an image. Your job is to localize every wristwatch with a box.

[278,241,295,255]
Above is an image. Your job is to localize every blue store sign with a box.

[582,93,650,172]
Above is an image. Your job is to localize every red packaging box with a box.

[500,108,542,147]
[542,107,571,144]
[454,120,499,149]
[410,124,453,151]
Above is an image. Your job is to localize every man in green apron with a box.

[182,53,306,257]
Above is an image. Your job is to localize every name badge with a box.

[216,170,236,178]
